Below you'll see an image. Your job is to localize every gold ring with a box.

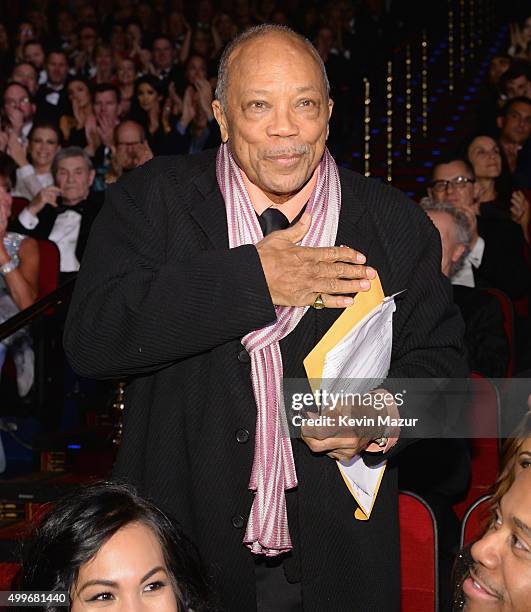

[312,294,325,309]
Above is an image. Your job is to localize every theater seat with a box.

[453,375,500,520]
[481,288,514,378]
[399,490,439,612]
[35,239,60,300]
[460,495,492,548]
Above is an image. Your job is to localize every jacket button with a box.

[231,514,245,529]
[235,428,250,444]
[237,349,250,363]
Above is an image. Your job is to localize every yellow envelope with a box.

[303,273,387,520]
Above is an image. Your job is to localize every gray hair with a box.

[51,146,93,178]
[215,24,330,111]
[420,197,472,277]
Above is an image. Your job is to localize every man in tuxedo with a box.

[421,198,509,378]
[34,50,70,125]
[64,25,466,611]
[10,147,102,283]
[428,158,531,300]
[151,35,179,92]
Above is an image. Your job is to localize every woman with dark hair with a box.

[10,122,61,201]
[60,78,95,148]
[17,481,215,611]
[466,134,530,242]
[129,74,171,154]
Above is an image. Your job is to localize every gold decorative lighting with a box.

[363,77,371,177]
[421,30,428,138]
[405,44,412,160]
[386,60,393,183]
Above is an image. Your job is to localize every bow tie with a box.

[55,201,86,215]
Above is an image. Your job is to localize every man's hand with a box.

[28,186,62,216]
[256,213,376,308]
[7,132,28,167]
[301,389,398,462]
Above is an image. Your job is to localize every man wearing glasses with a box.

[428,158,530,300]
[1,82,35,144]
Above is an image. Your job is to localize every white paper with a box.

[319,292,402,517]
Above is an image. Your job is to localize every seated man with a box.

[497,96,531,187]
[105,120,153,185]
[9,147,102,283]
[421,198,509,378]
[428,157,531,301]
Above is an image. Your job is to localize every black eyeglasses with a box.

[430,176,475,193]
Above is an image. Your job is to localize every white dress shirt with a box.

[18,207,81,273]
[451,236,485,288]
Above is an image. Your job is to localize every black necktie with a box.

[258,208,290,236]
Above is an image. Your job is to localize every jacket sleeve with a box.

[63,173,276,379]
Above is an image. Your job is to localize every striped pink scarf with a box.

[216,143,341,556]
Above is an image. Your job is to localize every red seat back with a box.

[36,239,60,300]
[453,375,500,520]
[10,197,29,220]
[460,495,492,548]
[399,491,438,612]
[481,288,514,378]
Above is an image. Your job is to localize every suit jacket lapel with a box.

[187,158,230,250]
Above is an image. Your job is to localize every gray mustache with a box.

[261,145,310,158]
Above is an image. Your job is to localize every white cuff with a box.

[18,207,39,229]
[17,165,34,179]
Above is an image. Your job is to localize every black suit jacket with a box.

[476,216,531,300]
[64,150,466,611]
[453,284,509,378]
[34,83,69,124]
[9,192,103,265]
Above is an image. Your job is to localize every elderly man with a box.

[1,82,35,144]
[10,147,102,280]
[64,26,465,611]
[105,120,153,184]
[421,198,508,378]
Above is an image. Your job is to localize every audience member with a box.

[10,62,39,97]
[466,134,530,241]
[499,60,531,100]
[105,120,153,184]
[10,147,102,279]
[428,158,531,300]
[11,123,61,202]
[116,57,137,118]
[92,43,116,86]
[0,152,38,399]
[17,481,214,611]
[60,78,94,148]
[151,34,178,88]
[86,84,121,190]
[508,15,531,60]
[35,49,70,124]
[22,40,46,85]
[1,82,35,144]
[73,24,99,80]
[497,96,531,186]
[421,198,509,378]
[130,74,170,154]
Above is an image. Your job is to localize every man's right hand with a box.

[28,186,62,216]
[256,213,376,308]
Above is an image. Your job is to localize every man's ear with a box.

[212,100,229,143]
[325,98,334,139]
[452,243,466,264]
[496,115,503,130]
